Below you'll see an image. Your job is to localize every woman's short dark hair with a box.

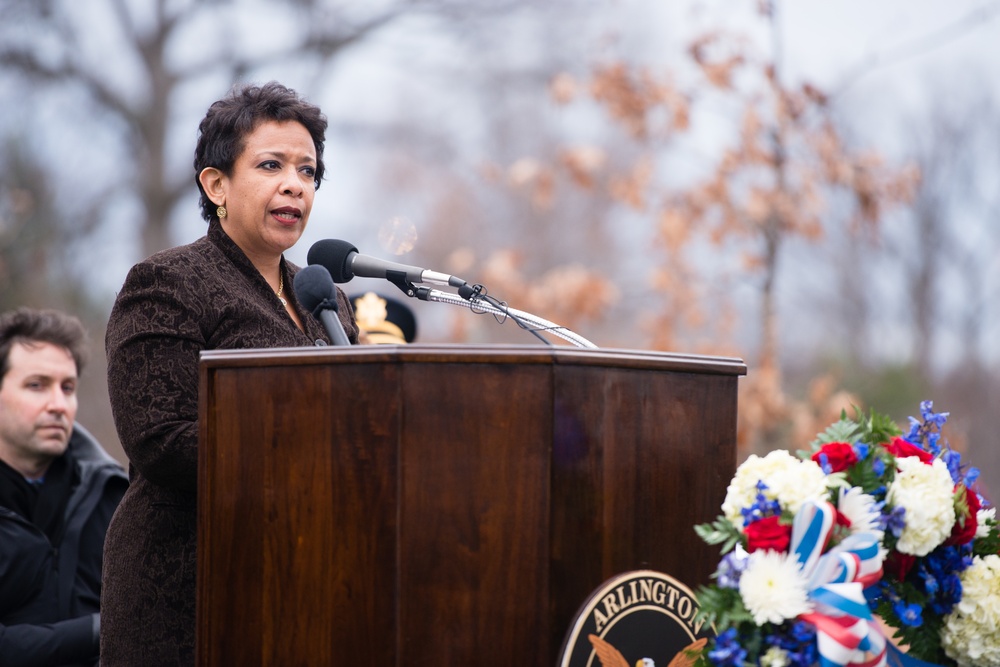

[193,81,328,223]
[0,307,89,385]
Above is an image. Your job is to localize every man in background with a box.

[0,307,127,667]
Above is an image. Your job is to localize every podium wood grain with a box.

[197,344,745,666]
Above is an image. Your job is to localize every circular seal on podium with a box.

[558,570,715,667]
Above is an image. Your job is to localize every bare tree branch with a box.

[830,0,1000,99]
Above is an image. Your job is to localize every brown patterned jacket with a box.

[101,219,358,665]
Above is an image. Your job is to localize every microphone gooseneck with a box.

[304,238,597,348]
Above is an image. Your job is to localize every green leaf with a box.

[855,407,903,445]
[694,585,753,630]
[973,518,1000,557]
[695,517,744,554]
[809,418,861,448]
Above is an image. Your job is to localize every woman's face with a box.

[216,120,318,262]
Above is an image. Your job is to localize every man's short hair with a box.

[0,308,89,385]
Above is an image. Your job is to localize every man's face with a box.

[0,341,78,478]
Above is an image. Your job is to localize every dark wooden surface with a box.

[197,344,745,666]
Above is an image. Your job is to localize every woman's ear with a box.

[199,167,227,206]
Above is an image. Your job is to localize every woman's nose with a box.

[281,167,303,196]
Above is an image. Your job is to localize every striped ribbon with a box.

[791,500,887,667]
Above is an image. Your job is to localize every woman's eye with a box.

[259,160,280,170]
[301,166,316,178]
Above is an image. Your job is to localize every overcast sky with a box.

[275,0,1000,267]
[61,0,1000,320]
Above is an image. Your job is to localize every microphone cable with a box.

[463,284,552,346]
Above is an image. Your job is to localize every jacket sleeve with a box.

[105,259,203,494]
[0,613,98,667]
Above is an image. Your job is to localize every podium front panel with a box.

[197,345,744,665]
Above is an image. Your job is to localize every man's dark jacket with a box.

[0,425,128,667]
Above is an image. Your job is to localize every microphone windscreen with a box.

[307,239,358,283]
[293,264,340,315]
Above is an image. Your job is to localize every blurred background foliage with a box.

[1,0,998,497]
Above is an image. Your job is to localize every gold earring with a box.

[216,205,227,219]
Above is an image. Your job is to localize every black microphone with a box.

[307,239,468,288]
[292,264,352,346]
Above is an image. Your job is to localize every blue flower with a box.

[708,628,747,667]
[926,432,942,456]
[914,544,971,617]
[864,581,884,606]
[894,600,923,627]
[881,505,906,537]
[788,620,815,643]
[920,568,939,597]
[716,549,748,589]
[906,400,950,455]
[765,621,818,667]
[920,400,949,428]
[853,442,869,460]
[943,450,963,484]
[740,481,782,526]
[930,574,963,615]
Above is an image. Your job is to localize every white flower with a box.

[722,450,827,525]
[941,554,1000,667]
[761,646,791,667]
[976,507,996,539]
[886,457,956,556]
[739,549,811,625]
[837,486,884,540]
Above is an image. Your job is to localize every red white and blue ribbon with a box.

[791,500,887,667]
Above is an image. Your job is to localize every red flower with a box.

[811,442,858,473]
[946,484,981,546]
[745,516,793,553]
[885,551,916,579]
[884,437,933,464]
[835,509,853,530]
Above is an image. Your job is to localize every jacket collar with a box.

[68,424,124,472]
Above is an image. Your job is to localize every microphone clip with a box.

[310,297,340,318]
[386,269,478,304]
[385,269,419,299]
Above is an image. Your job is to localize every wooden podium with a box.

[197,344,745,666]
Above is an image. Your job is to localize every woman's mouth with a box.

[272,207,301,224]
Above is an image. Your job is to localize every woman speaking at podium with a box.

[102,81,358,665]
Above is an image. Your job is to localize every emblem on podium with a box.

[558,570,714,667]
